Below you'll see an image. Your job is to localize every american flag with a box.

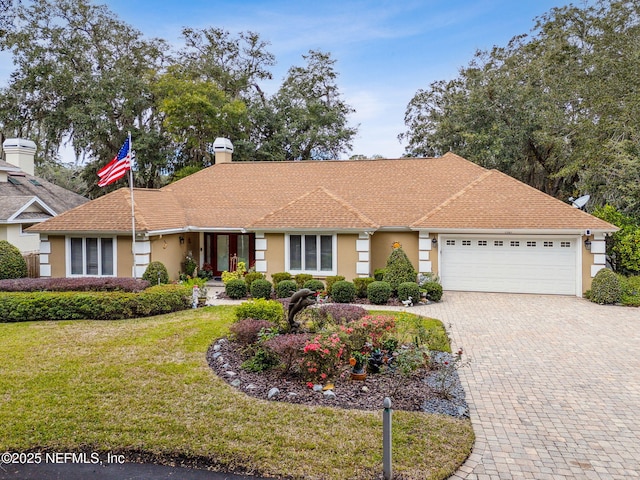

[98,137,131,187]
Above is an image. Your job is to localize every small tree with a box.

[383,246,417,294]
[0,240,28,279]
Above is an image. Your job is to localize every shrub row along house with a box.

[28,138,615,297]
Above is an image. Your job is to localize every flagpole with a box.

[128,131,137,278]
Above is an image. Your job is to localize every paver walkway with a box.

[406,292,640,480]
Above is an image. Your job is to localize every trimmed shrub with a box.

[367,281,392,305]
[0,284,190,322]
[397,281,420,302]
[373,268,386,281]
[244,271,265,288]
[276,279,297,298]
[294,273,313,289]
[589,268,622,304]
[325,275,345,295]
[250,279,272,300]
[264,333,309,373]
[0,240,28,280]
[303,279,325,293]
[383,247,417,294]
[271,272,292,289]
[142,261,169,285]
[621,275,640,307]
[234,299,284,326]
[229,318,273,346]
[0,277,149,292]
[353,277,375,298]
[331,280,356,303]
[423,281,443,302]
[225,279,248,299]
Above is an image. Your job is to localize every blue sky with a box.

[2,0,584,159]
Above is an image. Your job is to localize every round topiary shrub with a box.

[422,281,443,302]
[0,240,28,280]
[367,281,392,305]
[397,281,420,302]
[331,280,356,303]
[244,271,265,288]
[276,279,297,298]
[589,268,622,304]
[142,261,169,285]
[303,279,325,293]
[226,278,248,299]
[250,278,272,299]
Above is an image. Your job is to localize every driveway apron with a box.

[409,292,640,480]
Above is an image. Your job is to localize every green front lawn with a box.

[0,307,474,479]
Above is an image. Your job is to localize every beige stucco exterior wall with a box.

[116,236,133,277]
[1,224,40,253]
[48,236,66,277]
[370,231,419,274]
[424,234,439,277]
[337,234,358,281]
[149,234,184,280]
[581,235,595,293]
[264,233,285,281]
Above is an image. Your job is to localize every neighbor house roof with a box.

[28,152,616,234]
[0,162,88,223]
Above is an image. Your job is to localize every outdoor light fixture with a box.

[179,236,185,245]
[432,237,438,245]
[584,238,592,251]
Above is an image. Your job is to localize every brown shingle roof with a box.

[411,169,614,231]
[247,187,379,230]
[29,152,617,234]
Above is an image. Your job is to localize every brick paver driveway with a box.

[411,292,640,480]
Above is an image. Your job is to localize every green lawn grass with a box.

[0,307,474,479]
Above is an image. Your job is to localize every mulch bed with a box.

[207,338,469,417]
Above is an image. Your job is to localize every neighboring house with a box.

[28,139,616,296]
[1,138,88,257]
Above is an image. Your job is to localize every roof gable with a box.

[247,187,379,230]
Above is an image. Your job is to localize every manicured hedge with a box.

[0,284,191,322]
[0,277,150,292]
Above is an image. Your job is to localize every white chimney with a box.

[213,137,234,164]
[2,138,37,175]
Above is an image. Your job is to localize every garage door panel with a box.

[441,236,576,295]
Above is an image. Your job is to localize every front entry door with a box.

[206,233,255,277]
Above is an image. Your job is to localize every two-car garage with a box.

[439,236,578,295]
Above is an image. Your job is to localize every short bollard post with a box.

[383,397,392,480]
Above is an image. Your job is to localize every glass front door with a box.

[206,233,254,276]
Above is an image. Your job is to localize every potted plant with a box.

[349,351,369,380]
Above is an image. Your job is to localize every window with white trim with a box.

[510,241,520,247]
[462,240,471,246]
[478,240,487,246]
[544,241,554,247]
[287,234,335,275]
[69,237,115,276]
[446,240,456,246]
[494,240,504,247]
[561,241,571,248]
[527,241,537,247]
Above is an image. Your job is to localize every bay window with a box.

[69,237,115,276]
[287,234,335,275]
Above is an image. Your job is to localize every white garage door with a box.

[440,236,577,295]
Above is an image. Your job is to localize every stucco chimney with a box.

[2,138,36,175]
[213,137,234,164]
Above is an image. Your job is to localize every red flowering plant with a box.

[340,314,396,353]
[301,332,346,382]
